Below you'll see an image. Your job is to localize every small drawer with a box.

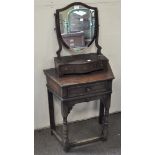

[67,81,110,98]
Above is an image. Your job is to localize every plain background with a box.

[0,0,155,155]
[34,0,121,129]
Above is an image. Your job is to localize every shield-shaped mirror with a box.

[55,3,98,52]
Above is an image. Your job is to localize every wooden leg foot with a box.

[101,127,108,141]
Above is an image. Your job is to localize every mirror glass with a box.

[59,5,95,51]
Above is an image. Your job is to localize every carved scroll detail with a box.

[61,103,75,118]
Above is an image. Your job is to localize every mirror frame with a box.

[54,2,102,58]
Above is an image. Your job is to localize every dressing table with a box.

[43,2,114,152]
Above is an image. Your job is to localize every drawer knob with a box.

[86,87,91,92]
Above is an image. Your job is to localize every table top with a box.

[44,63,114,87]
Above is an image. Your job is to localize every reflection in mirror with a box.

[59,5,95,51]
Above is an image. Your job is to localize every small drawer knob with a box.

[86,87,91,92]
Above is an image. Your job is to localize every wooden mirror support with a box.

[54,2,108,76]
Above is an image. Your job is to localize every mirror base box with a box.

[54,53,109,77]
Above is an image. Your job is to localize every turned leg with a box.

[99,98,105,124]
[62,116,69,152]
[47,89,56,135]
[101,94,111,140]
[61,102,71,152]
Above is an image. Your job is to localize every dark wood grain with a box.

[54,53,109,76]
[101,94,111,140]
[44,62,114,152]
[54,2,103,76]
[34,113,121,155]
[47,90,56,134]
[99,97,105,124]
[42,1,115,151]
[44,63,114,87]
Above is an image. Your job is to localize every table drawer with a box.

[67,81,111,98]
